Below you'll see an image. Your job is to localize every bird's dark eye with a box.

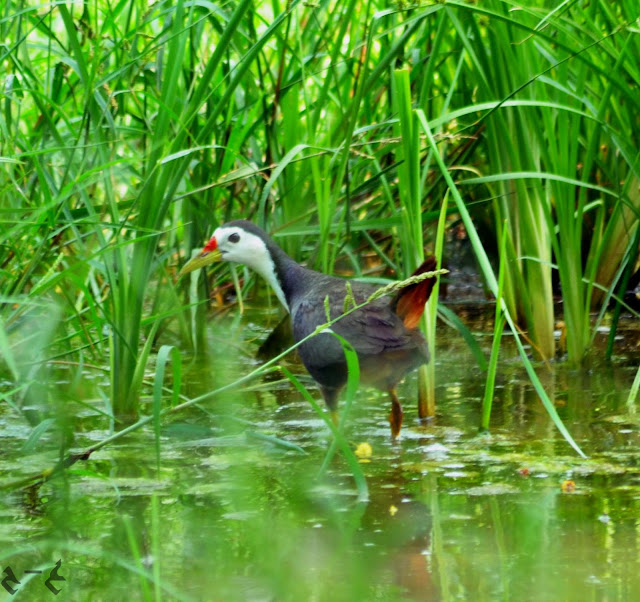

[228,233,240,243]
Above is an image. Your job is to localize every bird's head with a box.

[178,220,291,311]
[178,222,273,278]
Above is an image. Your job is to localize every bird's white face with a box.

[179,223,289,311]
[211,226,269,269]
[209,225,289,311]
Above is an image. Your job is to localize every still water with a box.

[2,306,640,601]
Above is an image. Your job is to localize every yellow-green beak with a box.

[178,248,223,278]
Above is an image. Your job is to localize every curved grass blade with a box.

[317,329,361,474]
[421,191,449,417]
[245,431,307,455]
[481,223,508,431]
[437,305,488,371]
[279,362,368,503]
[20,418,56,453]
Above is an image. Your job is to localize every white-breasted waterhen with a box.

[179,220,437,438]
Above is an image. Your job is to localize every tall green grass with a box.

[2,0,639,459]
[2,0,299,424]
[445,0,640,363]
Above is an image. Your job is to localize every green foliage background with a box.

[1,0,639,430]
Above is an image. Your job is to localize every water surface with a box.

[2,306,640,600]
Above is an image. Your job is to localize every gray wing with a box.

[291,286,425,369]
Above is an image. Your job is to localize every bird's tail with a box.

[391,256,438,329]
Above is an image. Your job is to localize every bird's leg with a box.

[388,388,403,440]
[320,386,341,430]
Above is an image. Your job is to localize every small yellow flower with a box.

[389,505,398,517]
[354,442,373,461]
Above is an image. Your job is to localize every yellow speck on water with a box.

[389,505,398,517]
[354,442,372,461]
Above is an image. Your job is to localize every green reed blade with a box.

[481,223,508,431]
[417,109,585,458]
